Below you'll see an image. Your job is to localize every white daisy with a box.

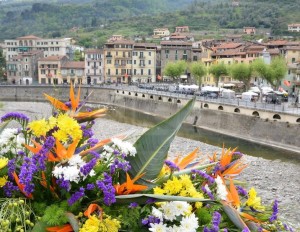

[215,175,228,201]
[149,222,168,232]
[180,213,199,232]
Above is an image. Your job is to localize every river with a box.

[105,105,300,164]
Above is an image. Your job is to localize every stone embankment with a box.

[0,102,299,230]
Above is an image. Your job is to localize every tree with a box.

[189,61,206,88]
[269,57,287,88]
[252,57,287,88]
[163,61,187,82]
[73,50,84,61]
[209,63,228,87]
[0,50,6,82]
[230,63,252,91]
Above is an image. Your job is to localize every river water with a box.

[105,105,300,164]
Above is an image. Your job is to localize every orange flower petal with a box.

[46,224,73,232]
[84,203,103,219]
[44,94,69,111]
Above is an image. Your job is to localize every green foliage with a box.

[163,60,187,81]
[209,63,228,87]
[126,98,195,186]
[41,202,69,226]
[103,204,143,230]
[190,61,207,87]
[0,0,298,44]
[230,63,253,91]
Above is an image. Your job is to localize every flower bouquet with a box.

[0,84,295,232]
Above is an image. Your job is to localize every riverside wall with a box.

[1,85,299,152]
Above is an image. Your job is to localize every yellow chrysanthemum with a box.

[79,215,101,232]
[164,177,182,195]
[28,118,52,137]
[102,216,121,232]
[53,114,82,142]
[245,187,265,211]
[153,186,165,195]
[0,157,8,169]
[0,176,8,187]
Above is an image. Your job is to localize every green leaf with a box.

[126,98,196,186]
[115,193,214,205]
[65,212,79,232]
[31,221,48,232]
[221,201,249,230]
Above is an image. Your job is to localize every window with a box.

[134,60,136,65]
[148,52,151,56]
[141,69,144,75]
[148,60,151,65]
[116,69,119,75]
[134,69,137,75]
[292,58,296,63]
[108,69,110,75]
[107,60,111,64]
[148,69,151,75]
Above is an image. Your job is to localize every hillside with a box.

[0,0,299,45]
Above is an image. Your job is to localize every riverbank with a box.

[0,102,299,230]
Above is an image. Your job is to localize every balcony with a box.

[91,66,98,69]
[139,63,145,67]
[106,54,112,58]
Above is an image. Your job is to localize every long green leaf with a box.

[115,193,214,205]
[0,121,9,134]
[221,201,249,230]
[65,212,79,232]
[126,98,196,186]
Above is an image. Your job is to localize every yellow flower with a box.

[28,119,52,137]
[54,114,82,142]
[245,187,265,211]
[79,215,101,232]
[0,157,8,169]
[164,176,182,195]
[153,186,165,195]
[0,176,7,187]
[79,215,120,232]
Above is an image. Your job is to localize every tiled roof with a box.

[212,50,246,56]
[134,43,157,49]
[85,49,103,54]
[286,46,300,51]
[39,55,66,61]
[61,61,85,69]
[105,40,135,45]
[215,42,243,49]
[160,41,192,46]
[17,35,41,40]
[266,40,287,46]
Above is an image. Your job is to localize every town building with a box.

[160,41,193,81]
[6,50,44,84]
[37,55,68,84]
[288,24,300,32]
[3,35,74,61]
[175,26,189,33]
[153,28,170,39]
[285,46,300,64]
[85,49,104,84]
[243,27,256,35]
[61,61,85,84]
[132,43,157,83]
[103,39,134,84]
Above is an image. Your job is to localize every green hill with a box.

[0,0,299,45]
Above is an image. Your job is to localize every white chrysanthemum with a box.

[179,213,199,232]
[172,201,191,216]
[149,222,168,232]
[68,155,85,166]
[52,155,94,183]
[103,145,114,153]
[0,128,24,154]
[151,207,163,220]
[111,138,136,156]
[215,175,228,201]
[169,225,181,232]
[160,202,177,221]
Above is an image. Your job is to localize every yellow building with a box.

[285,46,300,64]
[104,40,134,84]
[38,55,67,84]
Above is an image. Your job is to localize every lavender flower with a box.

[86,183,95,191]
[81,124,94,138]
[96,172,116,206]
[192,169,215,184]
[201,185,214,200]
[269,199,278,222]
[164,160,179,171]
[3,181,19,197]
[19,156,37,195]
[68,187,85,206]
[142,215,161,227]
[129,202,138,208]
[80,158,97,176]
[87,138,98,148]
[204,211,221,232]
[1,112,29,124]
[7,159,16,180]
[56,178,71,191]
[242,228,250,232]
[236,185,248,197]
